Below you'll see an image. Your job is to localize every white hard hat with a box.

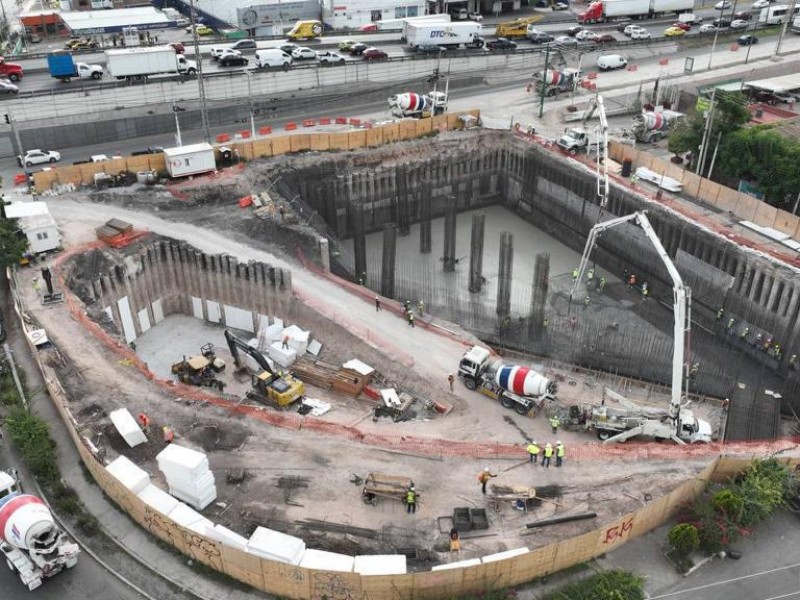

[484,467,490,472]
[531,440,537,445]
[557,440,562,445]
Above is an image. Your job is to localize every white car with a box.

[19,149,61,167]
[699,23,718,33]
[317,51,346,65]
[714,0,731,8]
[624,24,646,35]
[292,47,317,60]
[216,48,243,62]
[730,19,749,29]
[752,0,769,7]
[552,1,570,9]
[630,29,651,39]
[468,11,483,20]
[576,29,599,41]
[554,35,578,46]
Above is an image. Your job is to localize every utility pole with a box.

[538,45,550,119]
[5,110,22,157]
[188,0,211,143]
[705,131,723,180]
[775,0,797,55]
[695,88,716,176]
[172,104,184,146]
[244,69,255,138]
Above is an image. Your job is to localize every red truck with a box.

[0,57,23,81]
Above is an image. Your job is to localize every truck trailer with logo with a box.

[405,21,484,49]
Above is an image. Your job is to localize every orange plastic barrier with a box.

[13,173,27,185]
[658,58,669,65]
[259,126,272,135]
[238,196,253,208]
[586,72,597,80]
[284,122,298,131]
[239,130,251,139]
[319,117,331,125]
[627,64,638,72]
[589,82,597,91]
[302,119,315,127]
[363,121,373,129]
[216,133,231,143]
[730,44,739,51]
[349,118,361,126]
[335,116,347,124]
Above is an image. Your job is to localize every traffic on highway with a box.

[0,0,790,97]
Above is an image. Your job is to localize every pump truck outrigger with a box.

[570,211,713,444]
[224,329,305,408]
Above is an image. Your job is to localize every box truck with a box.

[47,51,103,82]
[405,21,484,49]
[105,46,197,80]
[164,144,216,178]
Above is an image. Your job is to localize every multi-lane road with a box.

[0,0,780,96]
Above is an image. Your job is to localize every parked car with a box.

[713,17,732,27]
[528,32,555,44]
[664,26,686,36]
[737,34,758,45]
[751,0,769,8]
[0,78,19,94]
[552,2,569,10]
[18,149,61,167]
[576,29,599,41]
[554,35,578,46]
[730,19,749,29]
[65,38,97,50]
[630,29,651,39]
[597,54,627,70]
[292,47,317,60]
[186,24,213,35]
[363,47,388,60]
[714,0,731,9]
[175,17,190,28]
[349,42,369,55]
[219,52,248,67]
[595,33,617,43]
[772,91,796,104]
[468,11,484,19]
[672,22,691,31]
[566,25,584,36]
[317,50,346,65]
[699,23,718,33]
[624,24,646,36]
[486,37,517,50]
[279,43,299,55]
[338,39,357,51]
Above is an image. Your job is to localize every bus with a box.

[758,4,800,25]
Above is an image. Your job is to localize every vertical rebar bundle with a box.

[469,213,486,293]
[443,199,457,273]
[381,223,397,299]
[528,253,551,340]
[496,231,513,319]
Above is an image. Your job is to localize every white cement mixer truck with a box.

[388,92,448,118]
[457,346,557,414]
[534,68,581,97]
[0,470,79,590]
[631,110,683,143]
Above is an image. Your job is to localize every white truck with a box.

[630,110,683,143]
[557,128,598,154]
[0,470,80,590]
[534,68,581,97]
[405,21,484,50]
[163,143,217,178]
[105,46,197,80]
[457,346,557,415]
[578,0,694,23]
[388,92,448,118]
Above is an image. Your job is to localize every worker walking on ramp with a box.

[477,468,496,494]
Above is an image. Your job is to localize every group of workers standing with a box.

[525,439,565,469]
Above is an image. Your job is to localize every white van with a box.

[255,48,293,70]
[678,13,702,24]
[596,54,627,71]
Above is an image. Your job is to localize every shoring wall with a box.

[78,240,292,343]
[608,141,800,240]
[30,112,476,191]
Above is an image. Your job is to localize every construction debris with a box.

[525,512,597,529]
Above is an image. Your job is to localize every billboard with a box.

[236,0,320,28]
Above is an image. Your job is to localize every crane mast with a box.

[570,211,691,430]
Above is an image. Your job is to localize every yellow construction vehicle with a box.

[495,15,543,39]
[224,329,305,408]
[287,20,322,41]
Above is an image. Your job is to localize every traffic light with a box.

[3,115,8,125]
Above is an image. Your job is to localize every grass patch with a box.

[538,570,646,600]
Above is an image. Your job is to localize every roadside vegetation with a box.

[666,458,799,573]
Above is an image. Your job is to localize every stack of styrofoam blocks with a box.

[246,526,306,565]
[106,456,150,494]
[256,316,284,352]
[156,444,217,511]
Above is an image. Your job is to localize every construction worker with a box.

[726,318,735,331]
[689,363,699,379]
[542,443,553,468]
[32,278,42,298]
[526,441,540,464]
[587,268,594,282]
[584,295,590,306]
[406,486,417,514]
[641,281,649,299]
[137,412,150,434]
[716,308,724,321]
[555,441,565,467]
[448,373,455,392]
[449,528,460,554]
[418,300,425,316]
[543,317,549,329]
[403,300,411,314]
[740,327,749,340]
[375,296,381,312]
[628,274,637,289]
[598,277,606,293]
[162,426,174,444]
[755,333,763,348]
[789,354,798,370]
[281,335,290,350]
[478,468,496,495]
[570,315,577,328]
[549,415,560,435]
[571,268,579,283]
[407,310,415,328]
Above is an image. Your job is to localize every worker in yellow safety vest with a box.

[406,486,417,514]
[556,441,565,467]
[526,441,540,465]
[549,415,560,435]
[542,443,553,468]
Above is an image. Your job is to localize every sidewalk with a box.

[0,279,263,600]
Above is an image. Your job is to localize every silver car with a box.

[0,78,18,94]
[18,149,61,167]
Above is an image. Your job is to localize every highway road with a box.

[0,0,780,96]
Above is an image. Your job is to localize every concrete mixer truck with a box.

[534,68,581,97]
[0,469,79,590]
[630,110,683,143]
[457,346,557,415]
[388,91,448,118]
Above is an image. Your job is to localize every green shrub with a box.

[711,489,743,521]
[539,570,645,600]
[668,523,699,554]
[4,407,59,484]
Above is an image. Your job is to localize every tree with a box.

[0,218,28,268]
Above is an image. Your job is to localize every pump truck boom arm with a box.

[570,211,689,434]
[224,329,276,379]
[582,94,610,207]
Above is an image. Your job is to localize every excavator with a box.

[223,329,305,408]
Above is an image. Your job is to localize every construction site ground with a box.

[25,142,730,571]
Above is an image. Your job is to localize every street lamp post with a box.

[244,69,255,138]
[744,22,756,63]
[172,104,185,146]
